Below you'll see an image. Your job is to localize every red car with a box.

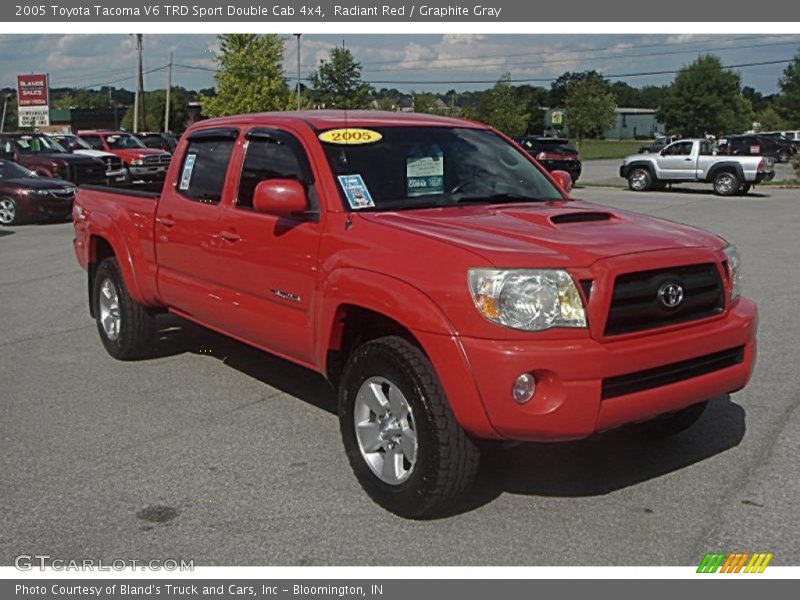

[0,160,76,225]
[78,131,171,183]
[72,111,757,517]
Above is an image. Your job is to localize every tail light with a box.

[536,152,562,160]
[757,159,765,173]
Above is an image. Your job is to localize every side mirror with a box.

[253,179,308,217]
[550,170,573,194]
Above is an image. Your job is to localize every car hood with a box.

[0,177,75,191]
[74,149,116,159]
[359,200,725,268]
[111,148,168,160]
[19,153,101,165]
[622,152,656,164]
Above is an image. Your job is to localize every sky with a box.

[0,33,798,95]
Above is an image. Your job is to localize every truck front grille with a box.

[68,163,106,184]
[143,153,171,167]
[604,263,724,336]
[601,346,744,399]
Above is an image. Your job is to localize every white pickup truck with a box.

[620,138,774,196]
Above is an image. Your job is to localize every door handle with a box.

[156,216,176,227]
[218,230,241,242]
[684,158,693,162]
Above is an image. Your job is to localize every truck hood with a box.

[622,152,655,164]
[73,149,115,160]
[111,148,168,161]
[359,200,725,268]
[20,153,101,166]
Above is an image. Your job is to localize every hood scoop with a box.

[550,211,614,225]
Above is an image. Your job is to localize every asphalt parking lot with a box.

[1,186,799,566]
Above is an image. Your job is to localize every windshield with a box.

[321,126,564,211]
[55,134,92,151]
[0,160,35,179]
[12,135,68,154]
[105,133,146,149]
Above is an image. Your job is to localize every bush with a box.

[793,152,800,179]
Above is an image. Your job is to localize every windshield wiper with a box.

[454,192,543,204]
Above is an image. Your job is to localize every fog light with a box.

[512,373,536,404]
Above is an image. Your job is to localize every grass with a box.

[572,139,649,160]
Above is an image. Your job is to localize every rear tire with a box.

[627,168,653,191]
[338,336,480,518]
[777,150,791,163]
[92,257,156,360]
[713,171,740,196]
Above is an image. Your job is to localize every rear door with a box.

[154,127,239,324]
[209,126,324,364]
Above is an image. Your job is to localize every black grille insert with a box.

[601,346,745,400]
[605,263,724,335]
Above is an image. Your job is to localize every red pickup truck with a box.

[73,111,757,518]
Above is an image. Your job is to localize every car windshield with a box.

[105,133,146,149]
[60,135,93,150]
[13,135,67,154]
[0,160,35,179]
[321,126,564,211]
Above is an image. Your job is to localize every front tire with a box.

[0,196,21,226]
[713,171,740,196]
[627,168,653,191]
[92,257,155,360]
[338,336,480,518]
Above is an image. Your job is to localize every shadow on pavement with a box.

[148,313,746,517]
[0,229,15,237]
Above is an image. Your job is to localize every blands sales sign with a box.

[17,73,50,127]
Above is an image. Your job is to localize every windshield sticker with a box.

[319,128,382,145]
[337,174,375,209]
[406,145,444,197]
[179,154,197,190]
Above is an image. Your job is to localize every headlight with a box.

[468,268,587,331]
[723,244,741,301]
[130,159,144,166]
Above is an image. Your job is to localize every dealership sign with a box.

[17,74,50,127]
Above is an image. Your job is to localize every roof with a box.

[193,110,485,130]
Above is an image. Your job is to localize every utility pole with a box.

[293,33,301,110]
[1,94,10,133]
[133,33,143,132]
[164,49,173,132]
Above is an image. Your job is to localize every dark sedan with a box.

[0,160,76,226]
[515,136,582,182]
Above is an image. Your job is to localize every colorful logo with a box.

[697,552,773,573]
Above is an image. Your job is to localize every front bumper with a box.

[17,194,74,222]
[128,165,167,180]
[453,297,757,441]
[755,171,775,183]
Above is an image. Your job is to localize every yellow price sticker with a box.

[318,128,383,145]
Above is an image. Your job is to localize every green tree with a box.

[776,52,800,126]
[549,70,607,107]
[308,47,373,109]
[657,55,754,136]
[410,91,441,114]
[121,88,190,132]
[472,73,529,136]
[202,34,291,117]
[564,78,617,143]
[53,89,110,110]
[755,106,787,132]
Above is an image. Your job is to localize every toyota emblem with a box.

[658,282,684,308]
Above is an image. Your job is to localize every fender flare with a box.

[705,161,746,183]
[621,160,657,180]
[317,268,499,438]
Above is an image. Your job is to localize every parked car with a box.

[514,136,582,182]
[0,133,107,185]
[47,133,128,185]
[759,131,800,151]
[78,131,171,183]
[638,135,681,154]
[72,111,757,518]
[137,131,179,153]
[620,138,774,195]
[718,134,796,163]
[0,159,76,226]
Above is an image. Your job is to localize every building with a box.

[544,107,665,139]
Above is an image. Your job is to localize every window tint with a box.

[699,141,715,156]
[664,142,693,156]
[177,136,236,204]
[237,132,310,209]
[82,135,104,150]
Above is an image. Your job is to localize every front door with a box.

[658,141,696,180]
[211,127,323,364]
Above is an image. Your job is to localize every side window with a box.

[177,136,236,205]
[664,142,692,156]
[82,136,104,150]
[236,131,311,209]
[699,141,715,156]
